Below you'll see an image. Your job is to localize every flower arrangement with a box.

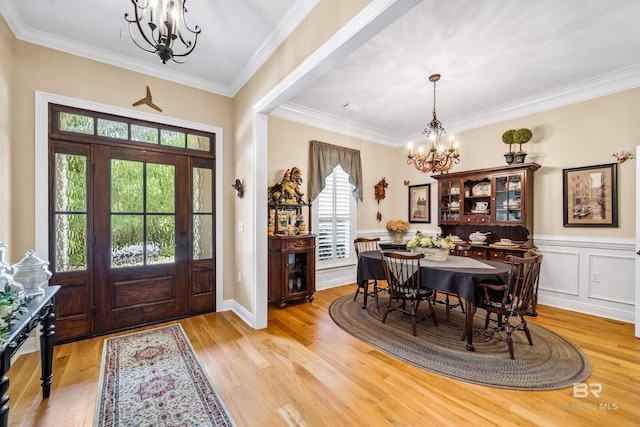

[386,220,410,232]
[406,231,455,250]
[0,283,29,347]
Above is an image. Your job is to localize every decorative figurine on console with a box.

[269,167,306,204]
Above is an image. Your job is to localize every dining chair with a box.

[353,237,384,307]
[432,244,469,321]
[478,253,543,359]
[381,251,438,336]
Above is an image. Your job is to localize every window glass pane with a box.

[193,214,213,259]
[111,160,143,212]
[147,215,175,264]
[111,215,144,267]
[131,124,159,144]
[187,134,210,151]
[161,129,186,148]
[59,112,94,134]
[55,153,86,211]
[147,163,175,213]
[193,167,213,213]
[54,214,87,272]
[97,118,128,139]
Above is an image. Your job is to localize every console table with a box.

[0,285,59,427]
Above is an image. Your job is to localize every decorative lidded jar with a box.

[11,250,52,296]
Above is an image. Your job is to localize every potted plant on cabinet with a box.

[513,128,533,163]
[502,130,515,164]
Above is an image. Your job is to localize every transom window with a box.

[55,106,212,152]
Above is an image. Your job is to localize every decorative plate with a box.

[472,183,491,196]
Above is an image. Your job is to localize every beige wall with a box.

[269,89,639,241]
[2,18,237,298]
[0,14,15,247]
[450,89,639,239]
[232,0,371,310]
[268,116,404,237]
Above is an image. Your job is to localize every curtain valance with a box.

[309,140,363,204]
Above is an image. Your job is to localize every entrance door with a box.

[92,145,190,333]
[49,104,216,341]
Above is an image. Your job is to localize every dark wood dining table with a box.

[356,250,512,351]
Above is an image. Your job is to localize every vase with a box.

[410,247,449,261]
[504,153,515,164]
[514,152,527,164]
[392,231,405,244]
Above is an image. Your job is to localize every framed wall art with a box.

[408,184,431,223]
[563,163,618,227]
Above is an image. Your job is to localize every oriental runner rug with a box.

[329,293,591,390]
[94,324,235,427]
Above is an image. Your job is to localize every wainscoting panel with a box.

[538,250,580,296]
[321,232,636,324]
[589,254,635,304]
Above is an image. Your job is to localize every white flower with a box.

[405,231,455,250]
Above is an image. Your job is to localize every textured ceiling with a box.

[2,0,639,146]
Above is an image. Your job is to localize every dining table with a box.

[356,250,512,351]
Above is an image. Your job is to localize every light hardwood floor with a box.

[7,284,640,426]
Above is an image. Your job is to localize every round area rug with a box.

[329,294,591,390]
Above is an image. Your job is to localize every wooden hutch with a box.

[267,200,316,308]
[432,163,540,261]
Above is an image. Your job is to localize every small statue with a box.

[268,167,306,204]
[232,179,244,198]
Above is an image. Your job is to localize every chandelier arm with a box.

[180,0,202,35]
[126,21,159,54]
[125,0,160,54]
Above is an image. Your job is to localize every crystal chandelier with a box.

[125,0,201,64]
[407,74,460,174]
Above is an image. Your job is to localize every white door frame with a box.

[635,145,639,337]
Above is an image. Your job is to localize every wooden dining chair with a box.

[353,237,384,307]
[432,244,469,321]
[478,253,543,359]
[381,251,437,336]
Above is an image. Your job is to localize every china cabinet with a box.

[433,163,540,259]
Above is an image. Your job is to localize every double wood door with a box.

[49,107,216,342]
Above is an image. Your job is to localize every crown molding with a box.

[228,0,320,96]
[271,102,401,146]
[0,0,320,98]
[274,65,640,147]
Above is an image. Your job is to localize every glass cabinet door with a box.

[439,180,461,222]
[495,174,523,223]
[286,252,308,294]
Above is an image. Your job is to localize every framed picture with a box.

[408,184,431,223]
[563,163,618,227]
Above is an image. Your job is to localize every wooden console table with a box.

[0,285,60,427]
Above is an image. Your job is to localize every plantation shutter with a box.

[317,166,352,261]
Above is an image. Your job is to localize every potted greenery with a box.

[502,130,515,164]
[513,128,533,163]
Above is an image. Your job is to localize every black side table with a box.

[0,285,60,427]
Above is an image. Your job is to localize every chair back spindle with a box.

[354,237,380,255]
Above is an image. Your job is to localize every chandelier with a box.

[125,0,201,64]
[407,74,460,174]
